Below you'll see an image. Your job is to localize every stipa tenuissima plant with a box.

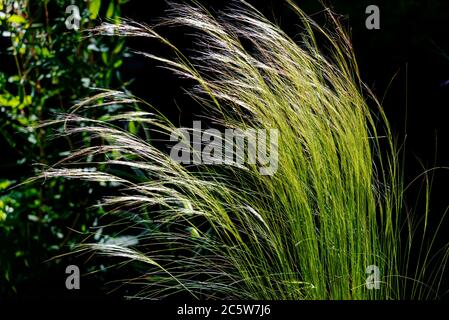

[38,1,448,299]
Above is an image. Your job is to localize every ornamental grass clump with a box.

[39,1,447,299]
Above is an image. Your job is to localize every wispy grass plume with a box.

[39,1,447,299]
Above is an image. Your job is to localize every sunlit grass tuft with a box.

[38,1,447,299]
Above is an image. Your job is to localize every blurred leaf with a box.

[7,14,26,24]
[0,94,18,108]
[101,51,109,64]
[128,120,137,134]
[0,210,6,222]
[0,180,12,190]
[113,40,125,54]
[27,214,39,222]
[113,59,123,68]
[89,0,102,20]
[106,1,115,18]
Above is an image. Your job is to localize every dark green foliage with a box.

[0,0,127,296]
